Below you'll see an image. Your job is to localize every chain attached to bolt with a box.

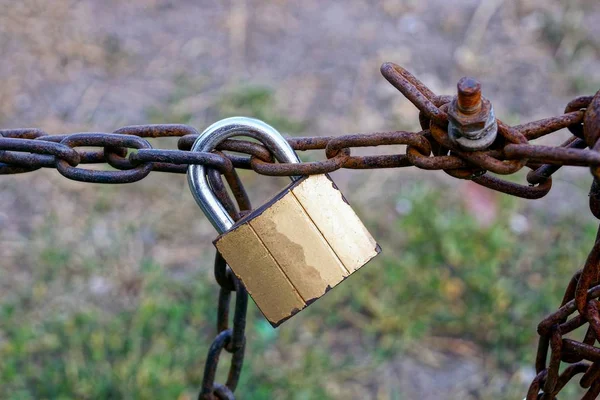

[2,63,600,399]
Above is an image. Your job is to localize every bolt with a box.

[447,76,498,151]
[457,77,482,114]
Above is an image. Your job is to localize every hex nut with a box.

[447,97,492,137]
[447,97,498,151]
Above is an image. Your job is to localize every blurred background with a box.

[1,0,600,399]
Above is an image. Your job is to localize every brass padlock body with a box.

[214,174,380,327]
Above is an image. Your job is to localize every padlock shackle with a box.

[187,117,300,234]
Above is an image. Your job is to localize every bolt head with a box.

[457,77,481,95]
[457,77,482,113]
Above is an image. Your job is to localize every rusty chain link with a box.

[2,62,600,398]
[196,169,251,400]
[0,65,597,199]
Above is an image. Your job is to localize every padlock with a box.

[188,117,380,327]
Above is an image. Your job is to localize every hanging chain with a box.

[2,62,600,398]
[525,180,600,399]
[197,167,251,400]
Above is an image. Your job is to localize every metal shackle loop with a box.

[188,117,300,234]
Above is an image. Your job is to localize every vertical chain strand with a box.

[198,167,251,400]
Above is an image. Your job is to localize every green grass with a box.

[1,267,214,399]
[1,178,596,399]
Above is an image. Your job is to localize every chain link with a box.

[0,65,595,202]
[2,63,600,398]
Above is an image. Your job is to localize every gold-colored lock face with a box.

[214,174,380,327]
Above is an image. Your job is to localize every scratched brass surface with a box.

[249,193,348,301]
[214,224,305,325]
[291,174,380,272]
[215,174,380,326]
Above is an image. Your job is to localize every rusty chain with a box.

[2,62,600,398]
